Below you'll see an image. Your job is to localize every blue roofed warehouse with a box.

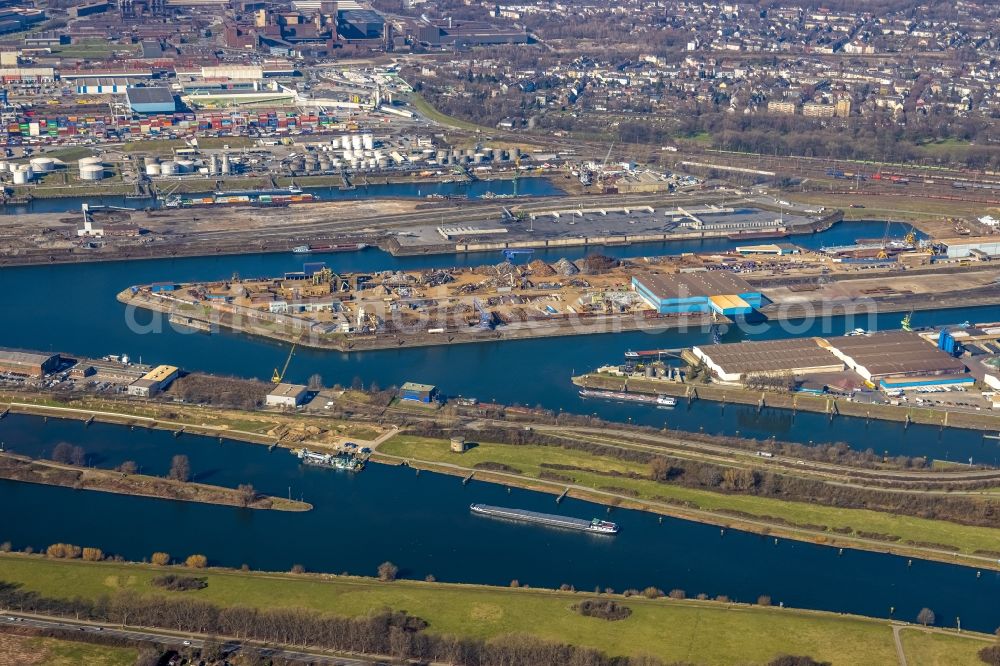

[631,272,762,316]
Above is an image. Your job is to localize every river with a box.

[0,177,563,215]
[0,414,997,632]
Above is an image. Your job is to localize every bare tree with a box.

[169,455,191,482]
[308,373,324,391]
[117,460,138,475]
[917,607,936,626]
[237,483,257,507]
[378,561,399,582]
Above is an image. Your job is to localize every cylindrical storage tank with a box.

[78,156,103,169]
[159,161,177,176]
[221,154,231,175]
[343,149,353,161]
[473,153,484,164]
[340,135,350,150]
[464,148,475,157]
[209,154,219,175]
[645,366,654,377]
[362,133,374,150]
[30,157,55,172]
[0,161,8,173]
[351,135,362,151]
[145,163,161,177]
[451,149,461,158]
[435,150,447,161]
[175,160,194,173]
[80,164,105,181]
[12,165,33,184]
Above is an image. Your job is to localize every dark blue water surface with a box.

[0,177,563,215]
[0,414,997,633]
[0,220,995,462]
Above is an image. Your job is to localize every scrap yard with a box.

[120,231,1000,351]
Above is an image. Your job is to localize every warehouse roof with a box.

[141,364,178,382]
[695,338,842,375]
[401,382,435,392]
[125,86,174,105]
[634,271,757,300]
[268,383,307,397]
[0,349,59,367]
[823,331,966,378]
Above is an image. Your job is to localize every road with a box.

[0,613,383,665]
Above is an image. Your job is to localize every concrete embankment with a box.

[572,373,1000,432]
[0,452,311,511]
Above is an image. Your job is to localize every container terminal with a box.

[470,504,619,534]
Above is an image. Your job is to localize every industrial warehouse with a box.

[692,330,972,392]
[632,271,763,316]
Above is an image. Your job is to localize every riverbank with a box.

[572,372,1000,432]
[0,452,310,512]
[6,386,1000,570]
[0,554,993,665]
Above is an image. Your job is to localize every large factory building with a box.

[820,331,970,388]
[0,349,60,377]
[632,272,762,316]
[693,338,844,382]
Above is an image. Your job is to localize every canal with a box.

[0,219,996,462]
[0,177,563,215]
[0,414,997,633]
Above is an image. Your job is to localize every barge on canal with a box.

[470,504,619,534]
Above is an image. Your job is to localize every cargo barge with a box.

[578,388,676,406]
[295,448,365,472]
[164,192,319,208]
[292,242,368,253]
[470,504,618,534]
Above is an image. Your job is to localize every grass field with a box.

[0,632,136,666]
[787,192,1000,222]
[1,554,981,665]
[378,435,1000,556]
[408,93,494,133]
[898,627,992,666]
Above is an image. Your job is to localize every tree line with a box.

[0,581,677,666]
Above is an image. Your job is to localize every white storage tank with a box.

[351,135,362,151]
[159,161,177,176]
[343,149,354,161]
[362,133,374,150]
[0,161,9,173]
[145,162,161,177]
[340,135,350,150]
[78,156,103,168]
[80,164,105,181]
[30,157,55,172]
[175,160,194,173]
[12,165,33,184]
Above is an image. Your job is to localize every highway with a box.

[0,613,383,665]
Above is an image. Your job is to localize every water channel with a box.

[0,219,995,462]
[0,414,997,632]
[0,176,563,215]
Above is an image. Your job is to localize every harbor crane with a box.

[502,248,534,261]
[272,335,300,384]
[473,298,494,330]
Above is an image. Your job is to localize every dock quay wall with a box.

[571,373,1000,432]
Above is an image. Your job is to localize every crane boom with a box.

[272,336,300,384]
